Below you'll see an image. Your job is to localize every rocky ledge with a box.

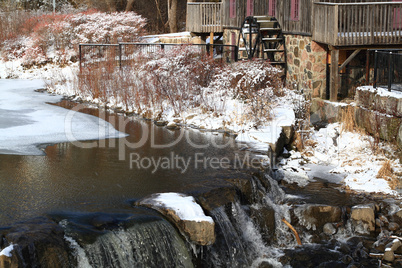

[137,192,215,246]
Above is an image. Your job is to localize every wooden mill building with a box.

[186,0,402,101]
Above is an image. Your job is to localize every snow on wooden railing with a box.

[186,2,223,33]
[313,2,402,46]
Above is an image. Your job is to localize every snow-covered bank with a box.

[280,123,402,196]
[0,79,125,155]
[1,55,400,196]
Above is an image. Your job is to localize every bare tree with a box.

[125,0,134,11]
[167,0,177,33]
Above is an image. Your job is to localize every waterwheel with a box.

[238,16,287,77]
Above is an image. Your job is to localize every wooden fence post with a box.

[330,46,339,102]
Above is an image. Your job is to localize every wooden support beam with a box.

[210,32,214,57]
[330,47,339,102]
[338,49,361,72]
[366,50,370,83]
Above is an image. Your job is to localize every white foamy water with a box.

[0,79,126,155]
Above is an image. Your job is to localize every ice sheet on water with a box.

[0,79,126,155]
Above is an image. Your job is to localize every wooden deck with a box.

[186,3,223,33]
[313,2,402,46]
[186,1,402,46]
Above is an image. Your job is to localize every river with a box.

[0,79,398,267]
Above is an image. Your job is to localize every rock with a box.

[398,124,402,149]
[351,204,376,233]
[0,255,17,268]
[323,223,337,235]
[172,117,182,123]
[384,250,395,262]
[90,214,118,229]
[341,255,353,265]
[154,120,167,126]
[293,204,342,231]
[1,217,72,267]
[389,222,400,231]
[250,206,276,242]
[166,121,178,129]
[189,179,239,211]
[137,193,215,246]
[185,113,197,120]
[392,210,402,224]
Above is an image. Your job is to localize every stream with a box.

[0,80,400,267]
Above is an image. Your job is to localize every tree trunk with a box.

[125,0,135,11]
[168,0,178,33]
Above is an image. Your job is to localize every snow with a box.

[236,107,295,151]
[0,79,126,155]
[280,122,401,195]
[153,193,214,223]
[358,85,402,99]
[0,244,14,257]
[142,32,193,43]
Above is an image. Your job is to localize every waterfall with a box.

[63,174,297,267]
[64,217,193,268]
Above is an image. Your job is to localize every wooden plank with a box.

[330,47,339,102]
[369,5,374,44]
[339,49,361,72]
[334,4,339,45]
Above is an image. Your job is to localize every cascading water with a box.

[61,173,296,268]
[62,216,194,268]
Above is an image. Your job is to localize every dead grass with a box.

[377,160,399,190]
[341,105,355,133]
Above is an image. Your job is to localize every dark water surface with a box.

[0,101,250,226]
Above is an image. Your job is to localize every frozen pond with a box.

[0,79,125,155]
[0,79,249,226]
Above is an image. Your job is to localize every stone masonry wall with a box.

[285,35,327,98]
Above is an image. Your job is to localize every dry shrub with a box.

[1,9,146,66]
[377,160,399,189]
[77,46,220,117]
[224,60,283,125]
[294,131,304,151]
[76,47,284,125]
[341,105,355,133]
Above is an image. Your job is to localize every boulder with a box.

[323,223,337,236]
[388,222,400,231]
[1,217,72,268]
[351,204,376,234]
[154,120,167,126]
[0,255,18,268]
[137,193,215,246]
[166,121,178,130]
[384,250,394,262]
[250,206,276,242]
[293,204,342,231]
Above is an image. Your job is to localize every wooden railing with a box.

[186,3,223,33]
[313,2,402,46]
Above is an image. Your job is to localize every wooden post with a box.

[79,44,82,73]
[330,46,339,102]
[366,50,370,84]
[374,50,378,89]
[210,32,214,57]
[388,51,393,92]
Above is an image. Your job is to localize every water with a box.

[0,102,252,226]
[0,82,381,267]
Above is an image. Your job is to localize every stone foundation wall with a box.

[285,35,327,98]
[355,87,402,148]
[311,88,402,149]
